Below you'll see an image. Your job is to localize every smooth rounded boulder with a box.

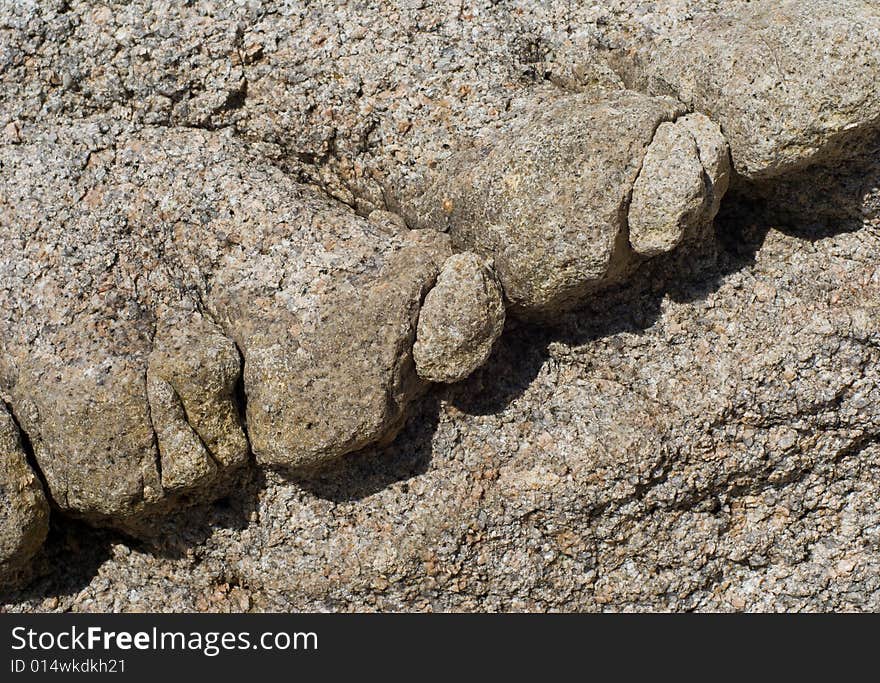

[414,253,506,384]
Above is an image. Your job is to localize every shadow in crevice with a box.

[295,392,442,502]
[445,213,761,419]
[0,464,265,605]
[0,516,116,607]
[290,187,775,502]
[728,154,880,243]
[448,142,878,419]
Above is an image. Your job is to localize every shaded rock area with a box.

[1,0,879,611]
[0,403,49,585]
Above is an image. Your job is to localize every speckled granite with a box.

[1,0,879,610]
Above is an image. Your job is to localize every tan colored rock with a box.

[0,123,453,514]
[0,403,49,583]
[1,0,880,610]
[414,253,506,384]
[147,313,249,492]
[629,120,708,257]
[412,90,687,315]
[619,0,880,180]
[629,113,730,256]
[680,113,731,218]
[239,230,451,472]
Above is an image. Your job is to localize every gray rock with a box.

[617,0,880,180]
[414,253,506,384]
[680,112,732,219]
[0,403,49,583]
[409,90,688,315]
[12,212,880,613]
[234,229,451,472]
[0,123,171,524]
[629,113,730,256]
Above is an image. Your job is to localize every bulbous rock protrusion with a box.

[147,312,250,493]
[0,403,49,583]
[629,121,708,257]
[414,253,506,384]
[679,113,732,218]
[240,229,452,473]
[411,90,689,316]
[629,113,730,257]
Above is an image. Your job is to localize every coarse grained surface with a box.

[0,118,450,524]
[414,252,505,383]
[615,0,880,180]
[0,403,49,584]
[2,0,880,611]
[5,211,879,612]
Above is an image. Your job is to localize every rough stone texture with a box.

[616,0,880,180]
[2,0,880,611]
[409,90,688,314]
[0,403,49,584]
[0,121,450,525]
[414,253,505,384]
[407,104,731,313]
[630,117,710,256]
[147,313,248,493]
[6,208,880,612]
[680,112,732,220]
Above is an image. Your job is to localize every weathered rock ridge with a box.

[1,0,879,609]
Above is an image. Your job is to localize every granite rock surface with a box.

[0,403,49,585]
[1,0,879,611]
[414,252,505,384]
